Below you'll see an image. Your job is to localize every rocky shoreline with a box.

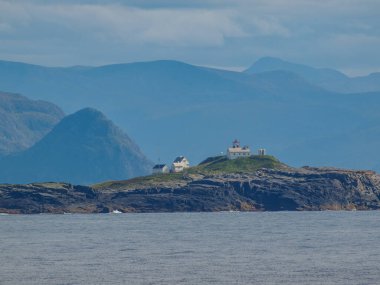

[1,166,380,214]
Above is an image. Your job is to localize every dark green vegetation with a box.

[93,172,185,191]
[0,91,64,156]
[1,58,380,172]
[0,108,152,185]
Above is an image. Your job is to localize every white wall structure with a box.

[171,156,190,172]
[227,139,251,159]
[152,164,170,174]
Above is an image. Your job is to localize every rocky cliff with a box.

[1,166,380,214]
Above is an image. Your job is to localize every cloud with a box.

[0,0,379,74]
[0,2,247,47]
[0,22,11,32]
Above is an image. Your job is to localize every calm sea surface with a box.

[1,211,380,285]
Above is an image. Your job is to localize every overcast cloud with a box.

[0,0,379,75]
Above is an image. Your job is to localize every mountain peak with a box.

[49,107,120,141]
[0,91,64,156]
[74,107,104,116]
[246,57,312,74]
[62,107,107,124]
[0,108,152,184]
[245,56,348,85]
[254,56,286,65]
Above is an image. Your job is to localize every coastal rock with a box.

[0,183,97,214]
[1,167,380,214]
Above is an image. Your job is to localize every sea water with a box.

[1,211,380,285]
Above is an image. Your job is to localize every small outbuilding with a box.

[171,156,190,172]
[258,149,266,156]
[152,164,170,174]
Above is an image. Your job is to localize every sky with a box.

[0,0,379,76]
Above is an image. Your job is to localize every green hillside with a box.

[191,155,285,174]
[94,155,286,190]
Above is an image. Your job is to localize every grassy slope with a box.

[191,155,284,174]
[93,172,187,191]
[93,155,286,191]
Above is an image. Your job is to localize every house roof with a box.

[173,156,187,163]
[153,164,167,169]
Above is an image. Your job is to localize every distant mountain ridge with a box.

[0,91,64,156]
[0,108,152,184]
[245,56,380,93]
[0,58,380,173]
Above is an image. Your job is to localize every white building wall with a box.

[152,165,170,174]
[227,148,251,159]
[171,158,190,172]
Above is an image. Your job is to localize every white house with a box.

[152,164,170,174]
[227,139,251,159]
[171,156,190,172]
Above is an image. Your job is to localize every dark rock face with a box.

[0,183,98,214]
[1,167,380,214]
[100,168,380,212]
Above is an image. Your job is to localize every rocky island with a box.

[1,156,380,214]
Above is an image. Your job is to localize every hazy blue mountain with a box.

[245,57,380,93]
[0,59,380,172]
[245,56,348,84]
[0,108,152,184]
[0,91,64,156]
[281,116,380,170]
[350,72,380,93]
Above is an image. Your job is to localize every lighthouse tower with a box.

[232,139,240,148]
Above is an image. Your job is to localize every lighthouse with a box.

[227,139,251,159]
